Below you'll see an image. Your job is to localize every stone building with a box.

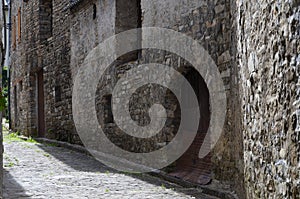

[9,0,76,142]
[8,0,300,198]
[0,1,4,197]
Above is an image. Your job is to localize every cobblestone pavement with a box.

[3,132,219,199]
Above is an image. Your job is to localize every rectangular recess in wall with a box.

[115,0,142,63]
[17,7,21,43]
[12,16,16,49]
[39,0,53,41]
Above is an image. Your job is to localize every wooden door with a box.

[37,70,45,137]
[170,68,211,185]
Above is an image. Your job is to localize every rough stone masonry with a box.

[237,0,300,198]
[0,0,4,197]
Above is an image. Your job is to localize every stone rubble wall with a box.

[236,0,300,198]
[42,0,74,143]
[10,0,76,143]
[70,0,244,197]
[10,0,32,135]
[141,0,244,197]
[0,0,3,196]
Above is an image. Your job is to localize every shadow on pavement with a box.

[36,143,110,173]
[37,144,218,199]
[3,169,30,199]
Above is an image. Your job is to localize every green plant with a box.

[3,132,23,142]
[46,143,59,147]
[0,91,6,111]
[3,155,18,168]
[43,153,50,158]
[0,85,8,111]
[4,162,14,168]
[26,136,38,144]
[47,129,53,134]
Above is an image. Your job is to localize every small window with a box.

[115,0,142,63]
[12,16,16,49]
[39,0,53,41]
[93,4,97,20]
[17,7,21,42]
[55,86,61,102]
[103,95,114,124]
[19,81,23,91]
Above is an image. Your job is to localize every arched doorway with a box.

[170,67,211,185]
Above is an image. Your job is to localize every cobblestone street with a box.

[3,131,219,199]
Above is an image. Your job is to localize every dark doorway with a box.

[36,70,45,137]
[14,86,17,128]
[169,67,211,185]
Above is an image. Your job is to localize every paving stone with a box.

[3,139,219,199]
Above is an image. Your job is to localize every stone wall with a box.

[138,0,244,196]
[70,0,116,78]
[42,0,74,143]
[237,0,300,198]
[70,0,244,197]
[10,0,76,143]
[142,1,244,197]
[10,0,30,134]
[0,0,3,196]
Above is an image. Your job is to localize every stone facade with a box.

[70,0,244,197]
[237,0,300,198]
[8,0,300,198]
[0,1,4,197]
[10,0,77,143]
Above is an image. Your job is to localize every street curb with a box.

[18,136,90,156]
[150,171,238,199]
[18,136,238,199]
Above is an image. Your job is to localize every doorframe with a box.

[14,85,17,128]
[36,69,45,137]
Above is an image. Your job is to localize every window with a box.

[17,7,21,42]
[19,81,23,91]
[54,86,61,102]
[39,0,53,41]
[93,4,97,20]
[103,95,114,124]
[115,0,142,63]
[12,16,16,49]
